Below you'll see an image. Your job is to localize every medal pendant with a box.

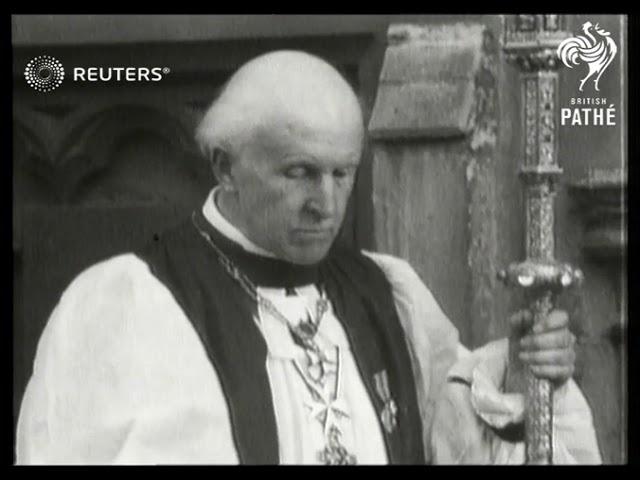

[317,426,357,465]
[374,370,398,434]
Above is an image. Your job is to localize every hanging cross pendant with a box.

[317,426,357,465]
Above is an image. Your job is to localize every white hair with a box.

[194,50,363,162]
[194,81,262,161]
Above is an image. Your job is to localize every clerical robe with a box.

[15,189,602,464]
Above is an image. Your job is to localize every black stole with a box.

[135,211,424,464]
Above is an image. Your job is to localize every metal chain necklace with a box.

[192,214,358,464]
[192,213,330,360]
[293,348,356,465]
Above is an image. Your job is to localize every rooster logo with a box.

[557,21,617,92]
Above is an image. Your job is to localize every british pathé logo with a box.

[24,55,170,93]
[557,21,617,92]
[557,22,618,127]
[560,97,616,127]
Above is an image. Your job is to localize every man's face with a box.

[229,120,362,265]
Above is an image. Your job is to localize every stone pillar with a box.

[367,23,501,346]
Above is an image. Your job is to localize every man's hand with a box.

[508,309,576,388]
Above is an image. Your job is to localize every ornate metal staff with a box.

[499,14,583,465]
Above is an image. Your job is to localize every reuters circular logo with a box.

[24,55,65,92]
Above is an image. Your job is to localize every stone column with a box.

[367,23,501,346]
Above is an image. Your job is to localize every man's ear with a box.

[210,148,236,192]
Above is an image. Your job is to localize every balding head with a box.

[195,50,364,160]
[196,51,365,265]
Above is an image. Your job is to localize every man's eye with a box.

[334,168,355,179]
[284,166,309,179]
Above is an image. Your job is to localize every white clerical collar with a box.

[202,187,278,259]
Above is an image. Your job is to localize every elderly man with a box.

[16,51,601,465]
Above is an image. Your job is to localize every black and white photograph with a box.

[11,14,628,465]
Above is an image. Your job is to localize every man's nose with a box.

[306,174,337,220]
